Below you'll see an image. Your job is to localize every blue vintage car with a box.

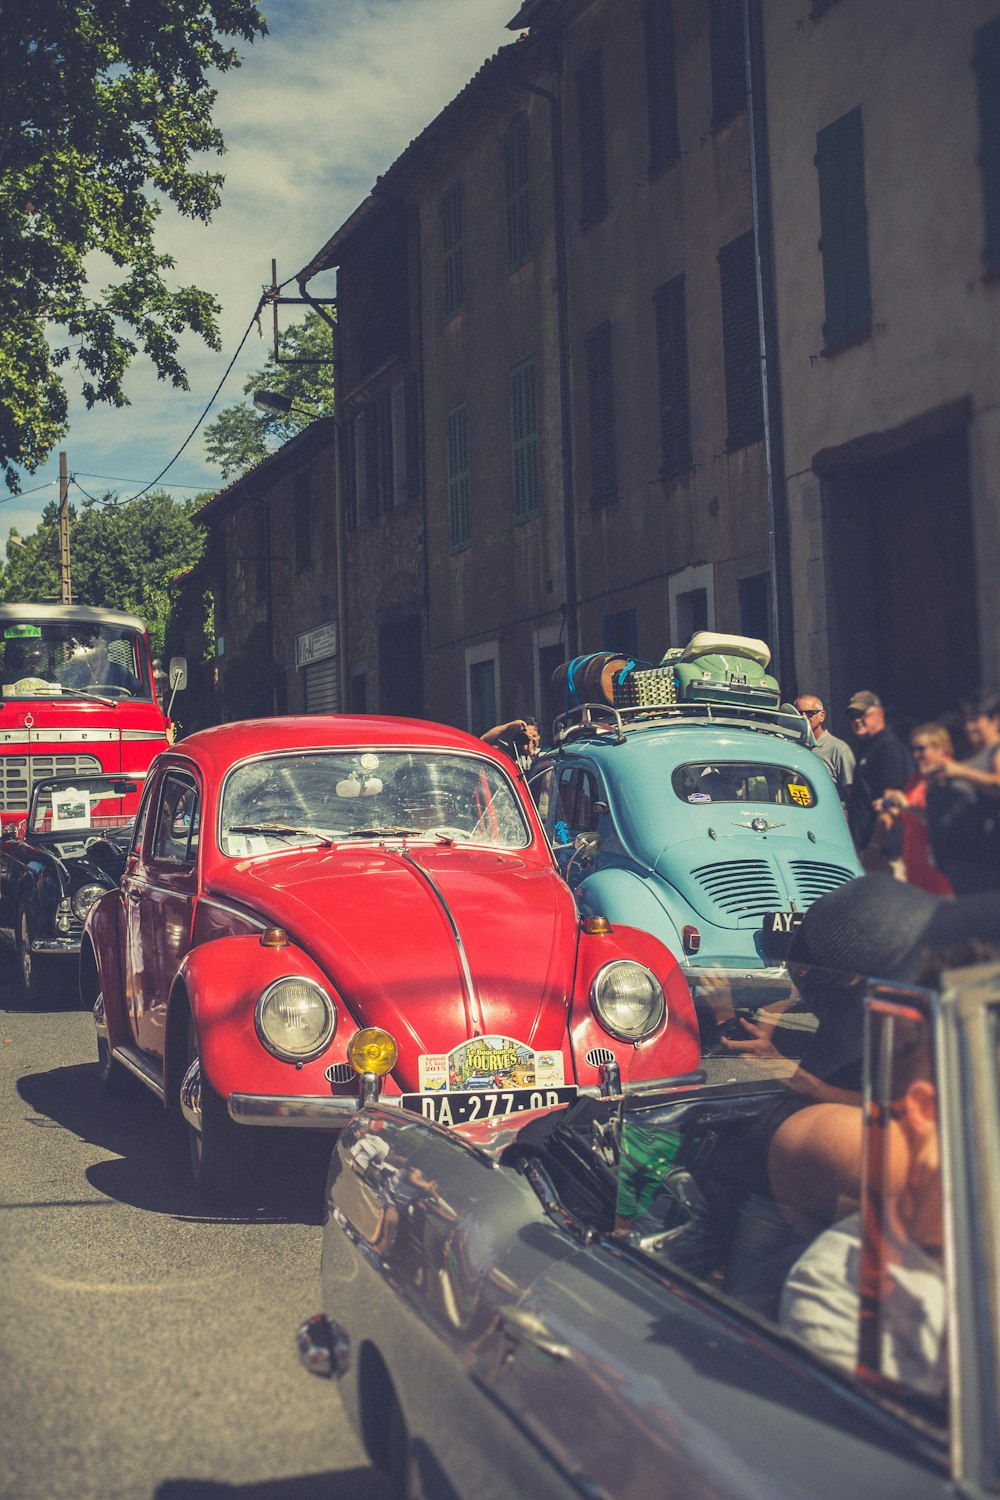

[529,698,860,995]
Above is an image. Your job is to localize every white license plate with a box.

[401,1085,577,1126]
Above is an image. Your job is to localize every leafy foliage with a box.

[0,489,209,657]
[204,310,335,478]
[0,0,267,491]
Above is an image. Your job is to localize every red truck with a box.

[0,603,185,823]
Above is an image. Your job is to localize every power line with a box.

[73,471,210,489]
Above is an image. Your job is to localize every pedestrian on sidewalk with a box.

[795,693,855,808]
[845,691,913,877]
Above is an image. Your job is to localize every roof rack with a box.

[552,699,811,748]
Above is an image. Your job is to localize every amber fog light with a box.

[255,977,336,1061]
[347,1028,398,1077]
[591,961,666,1042]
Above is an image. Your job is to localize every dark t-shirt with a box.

[847,728,914,854]
[926,743,1000,892]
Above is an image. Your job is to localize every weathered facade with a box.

[766,1,1000,728]
[195,419,338,723]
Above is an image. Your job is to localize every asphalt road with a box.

[0,961,389,1500]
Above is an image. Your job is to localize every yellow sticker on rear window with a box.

[788,782,813,807]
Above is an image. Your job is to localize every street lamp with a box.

[253,390,295,414]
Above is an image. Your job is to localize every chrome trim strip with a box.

[0,728,123,744]
[198,896,268,931]
[120,731,165,740]
[111,1044,166,1101]
[30,937,79,955]
[398,848,485,1036]
[227,1092,358,1128]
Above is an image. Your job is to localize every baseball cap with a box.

[846,690,882,713]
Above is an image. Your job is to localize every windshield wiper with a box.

[228,823,334,847]
[341,826,427,839]
[55,687,118,707]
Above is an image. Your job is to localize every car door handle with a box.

[496,1306,571,1361]
[126,888,142,903]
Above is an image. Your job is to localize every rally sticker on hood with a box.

[418,1035,566,1093]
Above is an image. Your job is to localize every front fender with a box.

[171,935,351,1102]
[568,919,700,1087]
[82,889,126,1034]
[575,868,684,955]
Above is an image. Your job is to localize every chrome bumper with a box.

[31,936,80,955]
[227,1091,361,1129]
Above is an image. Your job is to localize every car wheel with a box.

[95,999,134,1098]
[15,903,50,1008]
[185,1016,251,1205]
[358,1344,424,1499]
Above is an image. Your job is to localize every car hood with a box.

[205,843,578,1086]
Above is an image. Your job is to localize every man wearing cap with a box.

[845,690,913,873]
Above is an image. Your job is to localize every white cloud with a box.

[9,0,517,539]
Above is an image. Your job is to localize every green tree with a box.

[0,0,267,492]
[204,310,335,478]
[1,490,208,657]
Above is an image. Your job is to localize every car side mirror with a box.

[166,656,187,722]
[565,829,601,875]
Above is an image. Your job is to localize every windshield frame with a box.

[0,618,152,702]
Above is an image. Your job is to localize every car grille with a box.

[788,860,857,905]
[0,754,103,812]
[691,859,784,918]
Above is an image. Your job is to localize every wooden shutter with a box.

[644,0,680,173]
[709,0,746,127]
[577,52,607,226]
[585,322,617,506]
[364,405,380,521]
[404,372,422,499]
[503,116,532,272]
[442,182,464,317]
[719,230,763,448]
[975,18,1000,271]
[510,359,539,521]
[816,107,872,346]
[447,403,470,550]
[654,275,692,475]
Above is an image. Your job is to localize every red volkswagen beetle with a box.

[82,716,699,1200]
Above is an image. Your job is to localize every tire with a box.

[358,1344,423,1499]
[95,1008,134,1099]
[185,1015,251,1205]
[15,903,51,1008]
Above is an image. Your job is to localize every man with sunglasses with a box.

[844,690,913,873]
[795,694,855,807]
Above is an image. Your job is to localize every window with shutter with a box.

[975,17,1000,273]
[645,0,680,173]
[577,52,607,227]
[503,116,532,272]
[816,107,872,347]
[342,418,358,532]
[585,322,618,507]
[364,405,380,522]
[709,0,746,128]
[404,372,421,499]
[510,358,539,521]
[654,275,692,475]
[447,403,470,551]
[442,182,464,318]
[718,230,763,449]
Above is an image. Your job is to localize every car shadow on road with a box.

[17,1059,332,1225]
[156,1469,395,1499]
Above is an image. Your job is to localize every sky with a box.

[6,0,520,541]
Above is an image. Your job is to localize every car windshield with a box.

[27,777,136,836]
[0,620,149,701]
[219,750,531,855]
[672,761,816,807]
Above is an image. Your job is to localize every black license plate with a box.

[762,909,805,959]
[401,1085,577,1126]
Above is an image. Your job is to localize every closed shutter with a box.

[447,403,470,551]
[404,372,421,499]
[816,107,872,347]
[644,0,680,172]
[510,358,539,521]
[442,182,464,317]
[709,0,746,127]
[577,52,607,226]
[719,230,763,448]
[503,115,532,271]
[654,274,691,475]
[975,17,1000,271]
[585,321,617,506]
[304,656,339,714]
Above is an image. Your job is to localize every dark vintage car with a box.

[299,919,999,1498]
[82,716,701,1203]
[0,773,135,1004]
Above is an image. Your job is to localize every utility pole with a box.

[58,451,71,603]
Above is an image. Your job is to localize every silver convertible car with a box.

[298,881,1000,1500]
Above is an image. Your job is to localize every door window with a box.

[151,773,200,866]
[554,767,600,842]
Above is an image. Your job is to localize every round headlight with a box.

[255,977,336,1061]
[591,961,666,1041]
[72,883,108,922]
